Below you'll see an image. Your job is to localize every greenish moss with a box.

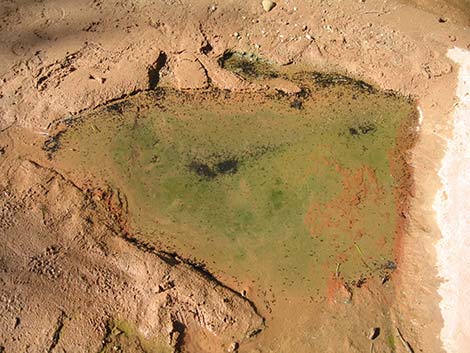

[99,320,173,353]
[386,333,396,351]
[56,79,416,294]
[218,51,278,80]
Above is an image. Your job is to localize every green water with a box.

[54,77,415,297]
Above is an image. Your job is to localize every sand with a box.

[434,47,470,353]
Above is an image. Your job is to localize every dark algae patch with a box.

[218,51,278,80]
[53,72,417,352]
[188,157,238,179]
[215,158,238,175]
[348,123,377,136]
[188,160,217,179]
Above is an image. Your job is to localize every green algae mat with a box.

[52,74,416,299]
[100,321,172,353]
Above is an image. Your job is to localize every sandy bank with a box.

[434,47,470,353]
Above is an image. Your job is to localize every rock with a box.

[262,0,276,12]
[290,99,302,110]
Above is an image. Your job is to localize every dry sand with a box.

[434,47,470,353]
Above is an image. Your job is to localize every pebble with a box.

[262,0,276,12]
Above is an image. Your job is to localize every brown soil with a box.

[0,158,263,352]
[1,0,469,352]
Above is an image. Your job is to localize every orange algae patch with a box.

[304,165,385,242]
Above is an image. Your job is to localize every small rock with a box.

[384,260,397,270]
[290,99,303,110]
[262,0,276,12]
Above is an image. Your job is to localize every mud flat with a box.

[434,47,470,353]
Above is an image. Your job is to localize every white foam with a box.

[433,47,470,353]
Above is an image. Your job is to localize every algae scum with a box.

[53,71,416,301]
